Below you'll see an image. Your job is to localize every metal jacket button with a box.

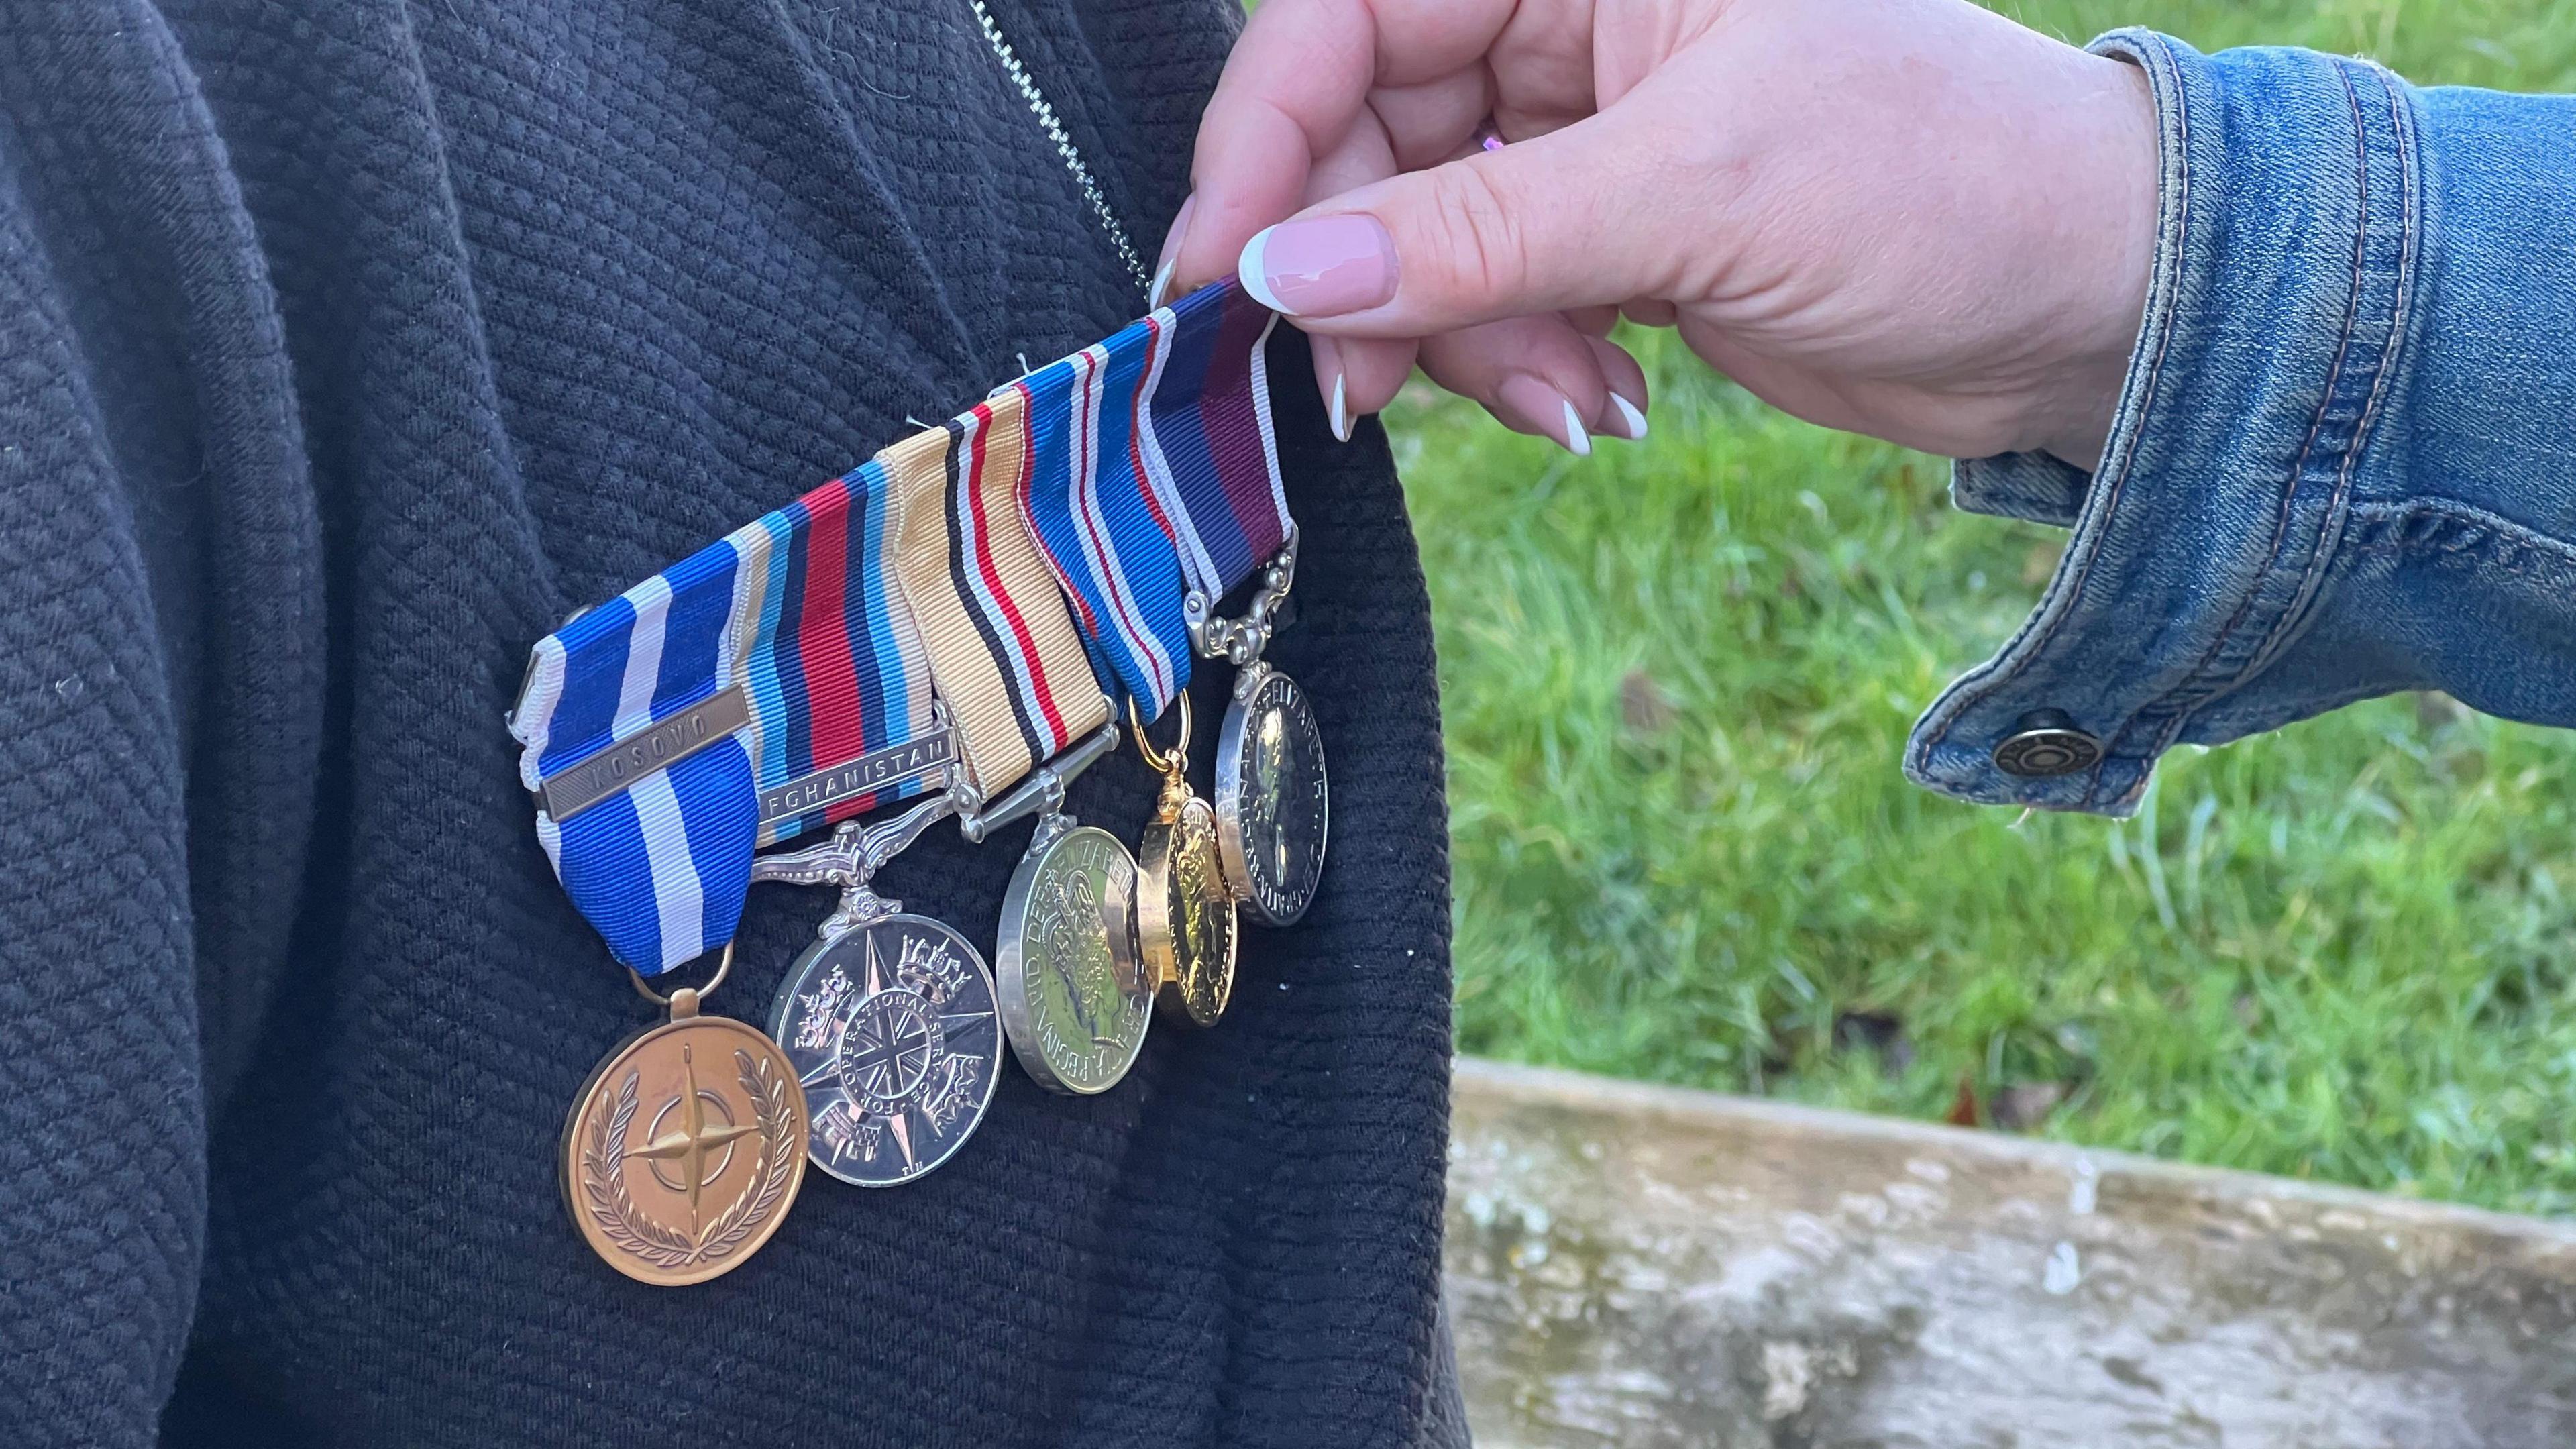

[1992,710,2101,777]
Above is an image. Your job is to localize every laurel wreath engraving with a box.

[580,1049,798,1271]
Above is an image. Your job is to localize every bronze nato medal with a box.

[978,722,1151,1095]
[1131,694,1238,1028]
[758,796,1004,1188]
[1213,661,1328,927]
[561,949,809,1287]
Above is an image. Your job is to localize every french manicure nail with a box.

[1311,336,1353,442]
[1495,374,1591,457]
[1150,193,1194,309]
[1238,214,1398,318]
[1609,392,1649,441]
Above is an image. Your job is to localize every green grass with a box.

[1399,0,2576,1216]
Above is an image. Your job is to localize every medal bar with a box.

[758,731,957,828]
[506,280,1307,1284]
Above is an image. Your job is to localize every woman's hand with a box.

[1162,0,2160,468]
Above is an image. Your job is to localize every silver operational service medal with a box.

[769,914,1002,1187]
[753,792,1003,1188]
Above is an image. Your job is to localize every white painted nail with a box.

[1609,393,1649,441]
[1561,400,1593,458]
[1330,372,1352,442]
[1236,225,1290,313]
[1149,256,1175,310]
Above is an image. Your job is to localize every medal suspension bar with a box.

[1185,528,1299,666]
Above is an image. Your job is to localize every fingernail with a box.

[1311,337,1352,442]
[1609,392,1649,441]
[1239,214,1397,318]
[1495,374,1592,457]
[1150,194,1194,309]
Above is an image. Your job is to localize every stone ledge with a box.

[1446,1057,2576,1448]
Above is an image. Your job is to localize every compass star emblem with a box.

[773,916,1004,1187]
[842,936,939,1099]
[622,1042,759,1228]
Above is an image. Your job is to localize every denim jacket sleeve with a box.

[1907,29,2576,816]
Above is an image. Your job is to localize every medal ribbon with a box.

[1138,280,1291,605]
[1018,314,1197,720]
[510,281,1287,973]
[513,463,939,975]
[883,391,1109,799]
[733,462,941,847]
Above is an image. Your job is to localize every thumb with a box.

[1236,118,1658,337]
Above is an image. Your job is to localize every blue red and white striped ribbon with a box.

[1018,280,1289,707]
[1018,315,1196,721]
[734,460,940,847]
[510,280,1290,975]
[513,462,937,975]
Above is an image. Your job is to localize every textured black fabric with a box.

[0,3,1462,1444]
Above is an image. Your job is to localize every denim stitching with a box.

[2089,59,2386,803]
[1915,32,2189,766]
[2133,60,2418,784]
[2347,545,2576,580]
[2228,66,2418,679]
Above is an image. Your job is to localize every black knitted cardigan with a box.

[0,2,1463,1444]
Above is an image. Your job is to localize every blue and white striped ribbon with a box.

[515,543,759,976]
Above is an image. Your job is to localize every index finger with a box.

[1173,0,1519,294]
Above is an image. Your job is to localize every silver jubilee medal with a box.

[961,718,1150,1095]
[759,786,1004,1189]
[1191,530,1329,928]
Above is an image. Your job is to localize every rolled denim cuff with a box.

[1907,32,2419,815]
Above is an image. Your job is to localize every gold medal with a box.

[560,948,808,1287]
[1131,694,1238,1028]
